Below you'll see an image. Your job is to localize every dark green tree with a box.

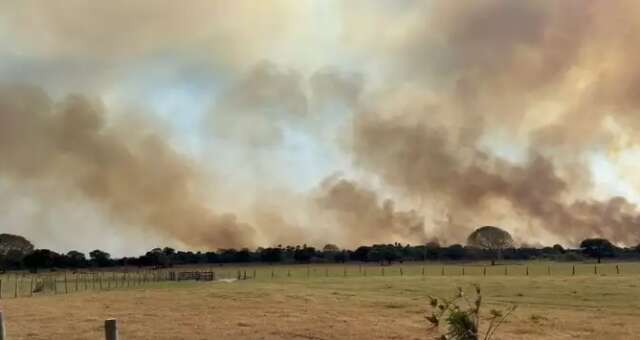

[467,226,514,265]
[580,238,616,263]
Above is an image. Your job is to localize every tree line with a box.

[1,226,639,272]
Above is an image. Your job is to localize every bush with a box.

[426,285,516,340]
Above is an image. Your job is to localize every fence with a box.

[235,262,635,280]
[0,262,637,300]
[0,269,173,300]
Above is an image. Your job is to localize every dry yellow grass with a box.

[1,272,640,339]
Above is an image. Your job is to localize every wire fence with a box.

[1,262,638,299]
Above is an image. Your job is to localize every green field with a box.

[2,261,640,299]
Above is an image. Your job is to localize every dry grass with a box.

[2,272,640,339]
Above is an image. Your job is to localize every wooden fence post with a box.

[325,268,328,277]
[105,318,118,340]
[483,267,486,276]
[504,266,508,276]
[594,265,597,275]
[30,277,34,297]
[400,268,403,277]
[382,267,385,277]
[0,311,6,340]
[441,266,444,276]
[547,265,551,276]
[526,266,529,276]
[343,268,347,277]
[461,267,464,276]
[422,267,425,277]
[0,279,3,299]
[14,277,19,298]
[64,273,69,294]
[616,265,620,275]
[572,265,576,276]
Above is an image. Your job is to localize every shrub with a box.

[426,285,516,340]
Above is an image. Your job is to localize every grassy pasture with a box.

[1,262,640,339]
[1,261,640,298]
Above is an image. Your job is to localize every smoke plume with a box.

[0,84,254,249]
[3,1,640,251]
[346,0,640,245]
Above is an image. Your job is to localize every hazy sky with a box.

[2,1,640,256]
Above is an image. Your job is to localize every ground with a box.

[1,263,640,339]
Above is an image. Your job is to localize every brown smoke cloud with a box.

[0,84,254,249]
[0,1,301,65]
[315,175,426,246]
[4,1,640,250]
[345,0,640,245]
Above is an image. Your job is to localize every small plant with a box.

[426,285,516,340]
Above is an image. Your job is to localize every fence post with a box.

[343,268,347,277]
[105,318,118,340]
[30,277,34,297]
[0,279,3,299]
[594,265,597,275]
[0,311,6,340]
[461,267,464,276]
[400,267,403,277]
[547,265,551,276]
[526,266,529,276]
[325,268,328,277]
[616,265,620,275]
[382,267,385,277]
[422,267,425,277]
[483,267,486,276]
[504,266,508,276]
[64,273,68,294]
[572,265,575,276]
[14,277,19,298]
[441,266,444,276]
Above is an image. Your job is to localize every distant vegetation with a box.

[1,227,639,272]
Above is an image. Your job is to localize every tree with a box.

[467,226,514,265]
[293,246,316,263]
[352,246,371,262]
[425,240,441,260]
[23,249,60,272]
[367,245,399,264]
[322,244,340,252]
[0,234,34,256]
[580,238,616,263]
[66,250,87,268]
[260,247,283,264]
[89,249,112,267]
